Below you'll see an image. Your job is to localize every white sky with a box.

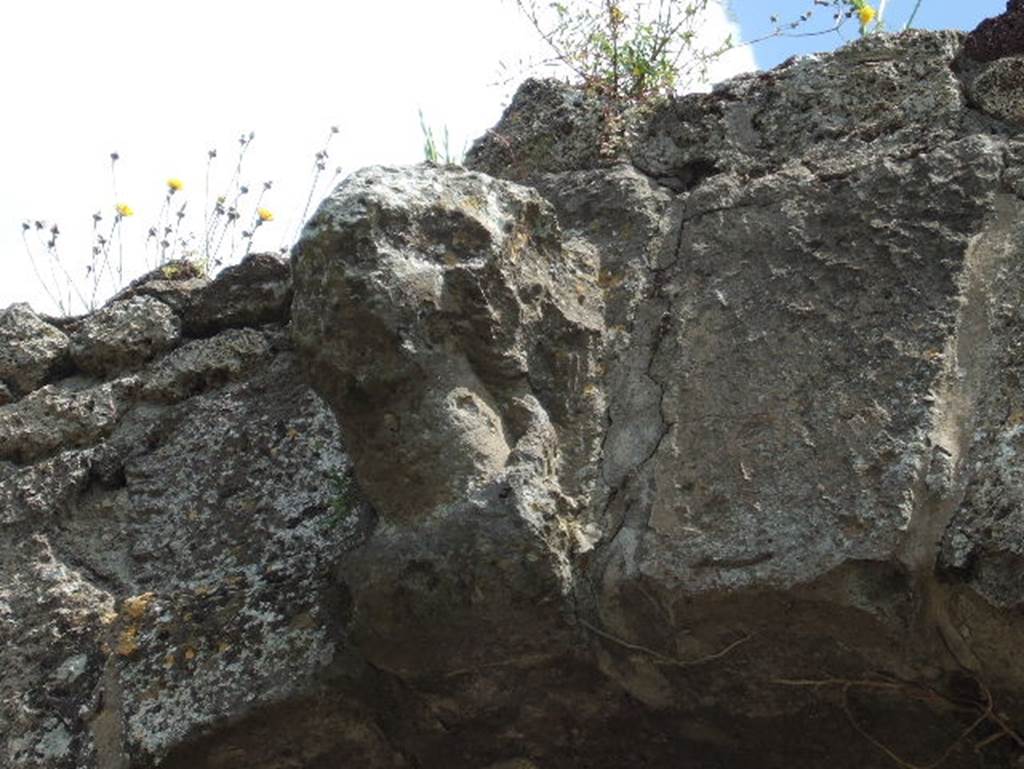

[0,0,755,315]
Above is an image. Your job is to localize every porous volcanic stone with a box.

[0,303,69,396]
[69,295,180,376]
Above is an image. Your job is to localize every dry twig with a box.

[580,618,750,668]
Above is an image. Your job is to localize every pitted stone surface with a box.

[292,164,604,521]
[631,31,969,187]
[968,55,1024,126]
[963,0,1024,62]
[465,78,611,182]
[70,295,181,377]
[183,252,292,336]
[0,256,377,769]
[108,259,208,314]
[0,378,137,464]
[139,327,274,402]
[0,303,69,396]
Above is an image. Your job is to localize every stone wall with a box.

[4,5,1024,767]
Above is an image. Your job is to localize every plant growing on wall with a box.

[20,127,343,316]
[511,0,924,149]
[514,0,730,145]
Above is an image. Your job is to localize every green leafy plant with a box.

[418,109,463,165]
[514,0,731,146]
[515,0,720,99]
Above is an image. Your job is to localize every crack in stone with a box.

[900,192,1022,672]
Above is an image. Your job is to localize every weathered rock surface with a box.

[69,296,181,377]
[6,8,1024,769]
[0,303,69,396]
[958,1,1024,132]
[292,165,604,521]
[182,253,292,336]
[963,0,1024,61]
[1,259,373,769]
[465,78,612,182]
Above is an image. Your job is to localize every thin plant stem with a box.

[904,0,925,30]
[110,154,119,203]
[21,229,64,314]
[204,150,215,265]
[206,133,254,268]
[109,154,125,285]
[118,224,124,285]
[242,184,272,256]
[155,192,172,267]
[93,218,121,308]
[298,160,324,228]
[43,228,87,313]
[295,126,338,243]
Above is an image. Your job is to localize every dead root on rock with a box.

[579,618,752,668]
[772,674,1024,769]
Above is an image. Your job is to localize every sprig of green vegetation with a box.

[418,109,463,165]
[513,0,728,147]
[323,467,358,528]
[904,0,926,30]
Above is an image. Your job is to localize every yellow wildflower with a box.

[257,207,273,222]
[166,177,184,192]
[858,4,876,26]
[115,203,134,217]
